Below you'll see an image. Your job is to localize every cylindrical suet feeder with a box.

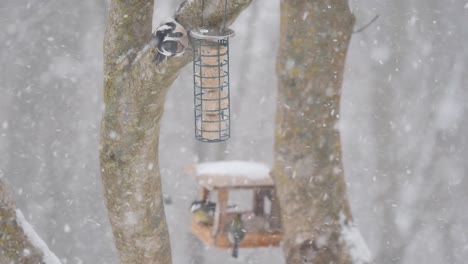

[191,0,234,142]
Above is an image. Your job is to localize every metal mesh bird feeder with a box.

[191,0,234,142]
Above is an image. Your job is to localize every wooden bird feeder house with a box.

[186,161,282,248]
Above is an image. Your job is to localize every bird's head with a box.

[190,201,203,212]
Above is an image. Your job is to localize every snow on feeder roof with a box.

[187,161,274,190]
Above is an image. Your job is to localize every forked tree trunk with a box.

[273,0,369,263]
[100,1,252,263]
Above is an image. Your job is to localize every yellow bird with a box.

[190,200,216,226]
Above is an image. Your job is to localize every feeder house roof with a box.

[187,161,274,190]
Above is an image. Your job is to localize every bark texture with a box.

[100,1,252,263]
[273,0,366,263]
[0,179,45,264]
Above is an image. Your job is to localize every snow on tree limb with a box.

[0,178,61,264]
[340,213,372,264]
[16,210,62,264]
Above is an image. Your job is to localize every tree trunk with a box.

[100,1,252,263]
[273,0,369,263]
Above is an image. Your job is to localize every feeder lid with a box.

[190,27,235,40]
[186,161,274,190]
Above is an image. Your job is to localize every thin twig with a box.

[353,15,379,33]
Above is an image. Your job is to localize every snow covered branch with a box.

[0,178,61,264]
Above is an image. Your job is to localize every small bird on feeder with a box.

[151,20,188,65]
[190,200,216,226]
[227,214,246,258]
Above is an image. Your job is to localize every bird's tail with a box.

[154,52,166,65]
[231,241,239,258]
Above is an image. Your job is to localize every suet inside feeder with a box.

[191,0,234,142]
[186,161,283,251]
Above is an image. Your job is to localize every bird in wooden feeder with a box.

[187,161,282,253]
[190,200,216,226]
[151,20,188,65]
[227,214,246,258]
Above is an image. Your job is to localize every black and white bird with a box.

[151,20,188,65]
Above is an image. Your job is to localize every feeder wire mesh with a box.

[191,0,233,142]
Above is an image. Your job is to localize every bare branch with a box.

[353,15,379,33]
